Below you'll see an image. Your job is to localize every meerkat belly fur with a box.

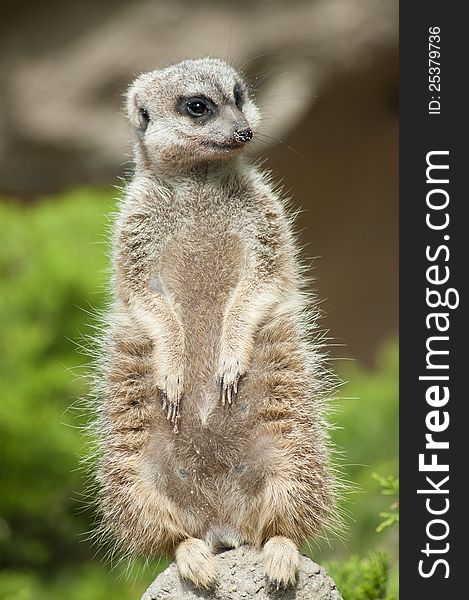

[95,57,338,589]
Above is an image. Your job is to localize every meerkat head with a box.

[126,58,260,170]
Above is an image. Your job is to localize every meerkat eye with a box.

[185,98,210,118]
[178,95,217,121]
[234,83,245,108]
[138,107,150,130]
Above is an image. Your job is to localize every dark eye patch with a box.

[177,95,218,123]
[234,82,245,108]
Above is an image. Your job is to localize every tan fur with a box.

[175,537,217,588]
[94,57,338,588]
[263,536,300,588]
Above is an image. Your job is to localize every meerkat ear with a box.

[126,85,138,125]
[126,86,150,132]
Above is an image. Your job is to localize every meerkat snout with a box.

[126,57,260,170]
[233,125,253,142]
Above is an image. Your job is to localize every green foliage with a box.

[327,552,396,600]
[0,189,112,573]
[0,188,398,598]
[0,563,164,600]
[320,343,399,560]
[372,474,399,534]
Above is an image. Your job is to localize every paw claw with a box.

[176,538,218,588]
[160,372,183,427]
[217,357,243,406]
[263,536,299,589]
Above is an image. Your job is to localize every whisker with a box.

[239,51,278,73]
[256,132,305,160]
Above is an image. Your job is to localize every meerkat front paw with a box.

[262,536,299,589]
[160,369,183,424]
[216,354,245,405]
[175,537,218,588]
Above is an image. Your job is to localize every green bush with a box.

[0,188,398,598]
[326,552,395,600]
[322,342,399,560]
[0,190,111,572]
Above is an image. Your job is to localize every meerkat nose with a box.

[234,127,253,143]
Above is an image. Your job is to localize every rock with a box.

[141,546,342,600]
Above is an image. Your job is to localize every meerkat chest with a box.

[156,188,248,312]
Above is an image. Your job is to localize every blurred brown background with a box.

[0,0,398,364]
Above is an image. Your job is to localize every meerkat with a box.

[94,57,338,590]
